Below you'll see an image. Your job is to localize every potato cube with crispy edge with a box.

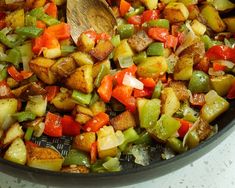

[73,132,96,152]
[71,52,94,67]
[223,17,235,33]
[30,57,57,85]
[113,39,134,61]
[110,110,136,131]
[89,40,114,61]
[66,65,93,93]
[5,9,24,29]
[77,33,95,52]
[163,2,189,23]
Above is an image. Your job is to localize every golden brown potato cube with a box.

[75,105,93,116]
[30,57,57,85]
[27,145,64,171]
[170,81,189,101]
[188,5,199,20]
[77,33,95,52]
[3,123,24,146]
[89,40,114,61]
[73,132,96,152]
[223,17,235,33]
[98,147,118,159]
[51,57,76,78]
[5,9,24,29]
[75,113,92,124]
[163,2,189,23]
[65,65,93,93]
[51,92,76,111]
[110,110,136,131]
[71,52,94,66]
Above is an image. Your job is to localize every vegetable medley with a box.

[0,0,235,173]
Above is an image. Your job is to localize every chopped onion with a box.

[205,90,218,103]
[43,47,61,59]
[33,122,45,138]
[129,145,150,166]
[2,115,16,130]
[122,74,144,90]
[161,147,175,160]
[208,67,225,76]
[219,60,234,69]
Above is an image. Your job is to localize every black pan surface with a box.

[0,100,234,188]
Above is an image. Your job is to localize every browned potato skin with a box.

[51,92,76,111]
[128,30,153,52]
[170,81,189,101]
[73,132,96,152]
[110,110,136,131]
[188,5,200,20]
[51,57,77,78]
[65,65,93,93]
[193,118,213,141]
[61,165,89,173]
[89,40,114,61]
[30,57,57,85]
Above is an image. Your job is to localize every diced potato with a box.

[43,47,62,59]
[223,17,235,33]
[26,95,47,117]
[161,87,180,116]
[163,2,189,23]
[51,92,76,111]
[200,5,226,32]
[90,40,114,61]
[75,105,93,116]
[77,33,95,52]
[5,9,24,29]
[178,0,197,6]
[71,52,94,67]
[191,19,206,36]
[3,123,24,145]
[170,81,189,101]
[51,57,76,78]
[113,39,134,62]
[188,5,200,20]
[193,118,212,141]
[98,147,118,159]
[141,0,158,10]
[90,101,106,115]
[4,138,26,165]
[92,59,111,78]
[73,132,96,152]
[110,110,136,131]
[0,98,18,130]
[30,57,57,85]
[66,65,93,93]
[174,55,193,80]
[27,145,64,171]
[75,113,91,124]
[137,57,168,79]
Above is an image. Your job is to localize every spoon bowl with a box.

[67,0,117,43]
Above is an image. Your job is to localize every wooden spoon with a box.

[67,0,117,43]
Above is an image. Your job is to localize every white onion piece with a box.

[208,68,225,76]
[122,74,144,90]
[33,122,45,138]
[2,115,16,130]
[219,60,234,69]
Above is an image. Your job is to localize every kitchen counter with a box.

[1,131,235,188]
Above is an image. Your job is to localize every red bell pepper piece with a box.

[119,0,131,17]
[83,112,110,132]
[45,2,58,18]
[36,20,46,29]
[114,65,137,85]
[43,31,60,48]
[45,86,59,101]
[20,70,33,80]
[44,112,62,137]
[133,87,153,98]
[165,35,178,49]
[127,15,142,25]
[206,45,235,63]
[148,27,169,42]
[96,32,111,42]
[61,115,81,136]
[0,81,12,98]
[227,81,235,99]
[139,77,156,88]
[177,119,192,138]
[32,35,44,54]
[46,23,70,40]
[83,30,98,42]
[141,10,159,23]
[90,141,97,164]
[97,75,113,103]
[123,96,136,112]
[0,20,6,29]
[213,62,226,71]
[7,66,23,82]
[189,93,205,107]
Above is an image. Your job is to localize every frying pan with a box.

[0,99,234,188]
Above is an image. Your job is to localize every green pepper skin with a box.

[15,26,43,38]
[117,24,135,39]
[63,149,90,167]
[13,111,36,122]
[147,42,164,56]
[185,130,200,149]
[166,137,187,153]
[119,127,139,151]
[188,71,210,93]
[72,90,92,105]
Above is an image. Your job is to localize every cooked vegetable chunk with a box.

[90,40,114,61]
[3,123,24,145]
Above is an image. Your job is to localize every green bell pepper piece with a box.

[30,8,60,26]
[166,137,186,153]
[5,48,21,67]
[111,35,121,47]
[24,127,34,141]
[72,90,92,105]
[175,102,199,122]
[61,45,76,56]
[89,92,100,106]
[25,15,37,27]
[0,66,7,81]
[117,24,135,39]
[0,31,14,48]
[147,42,164,56]
[125,6,145,19]
[133,51,147,65]
[15,26,43,38]
[94,64,110,87]
[185,130,200,149]
[119,127,140,151]
[134,131,153,145]
[188,71,210,93]
[118,56,134,68]
[147,19,170,29]
[151,81,163,99]
[150,114,181,142]
[13,111,36,122]
[201,35,222,50]
[91,160,107,172]
[63,149,90,167]
[102,157,121,172]
[138,98,161,129]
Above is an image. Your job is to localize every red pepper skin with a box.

[90,141,97,164]
[83,112,109,132]
[119,0,131,17]
[61,115,81,136]
[7,66,23,82]
[165,35,178,49]
[114,65,137,85]
[206,45,235,63]
[44,112,62,137]
[148,27,169,42]
[177,119,192,138]
[46,23,70,40]
[141,10,159,23]
[45,86,59,102]
[133,87,153,98]
[127,15,142,25]
[227,81,235,99]
[97,75,113,103]
[36,20,46,29]
[213,62,226,71]
[45,2,58,18]
[139,77,156,88]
